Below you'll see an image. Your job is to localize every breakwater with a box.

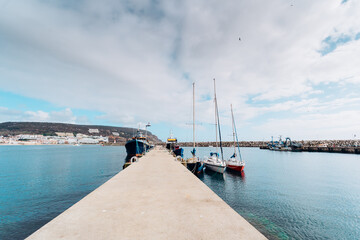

[178,140,360,154]
[178,141,268,147]
[260,145,360,154]
[179,140,360,148]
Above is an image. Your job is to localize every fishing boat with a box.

[268,136,292,151]
[204,79,226,173]
[186,82,204,174]
[166,134,177,151]
[125,130,150,157]
[166,133,184,158]
[225,104,245,172]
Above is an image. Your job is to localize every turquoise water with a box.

[1,145,360,239]
[0,145,127,240]
[183,147,360,239]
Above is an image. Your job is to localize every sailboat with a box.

[186,82,204,174]
[204,79,226,173]
[225,104,245,172]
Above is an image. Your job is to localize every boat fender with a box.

[130,156,138,163]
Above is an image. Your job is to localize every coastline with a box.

[0,143,126,146]
[2,139,360,149]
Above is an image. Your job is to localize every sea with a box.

[0,145,359,239]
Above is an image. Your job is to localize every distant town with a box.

[0,122,161,145]
[0,128,123,145]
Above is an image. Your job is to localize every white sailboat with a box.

[225,104,245,172]
[186,82,204,174]
[204,78,226,173]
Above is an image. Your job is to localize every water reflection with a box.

[204,168,226,181]
[226,169,246,181]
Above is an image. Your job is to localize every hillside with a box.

[0,122,161,143]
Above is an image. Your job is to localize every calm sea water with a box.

[0,145,127,240]
[182,147,360,240]
[1,145,360,239]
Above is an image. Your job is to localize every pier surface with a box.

[27,147,266,240]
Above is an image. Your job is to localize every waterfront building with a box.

[88,129,99,134]
[76,133,88,139]
[55,132,74,137]
[78,138,99,144]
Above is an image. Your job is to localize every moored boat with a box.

[226,157,245,172]
[166,135,177,151]
[186,158,198,173]
[173,145,184,158]
[185,82,204,175]
[268,136,300,151]
[204,79,226,174]
[166,133,184,158]
[125,130,150,157]
[204,152,226,173]
[225,104,245,172]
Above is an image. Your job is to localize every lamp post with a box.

[145,122,151,139]
[144,122,151,155]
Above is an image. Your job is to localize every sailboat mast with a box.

[214,86,224,161]
[232,108,243,162]
[214,78,218,152]
[193,82,195,149]
[231,104,236,156]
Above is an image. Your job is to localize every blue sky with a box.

[1,0,360,141]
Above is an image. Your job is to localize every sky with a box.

[1,0,360,142]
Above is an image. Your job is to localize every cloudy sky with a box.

[1,0,360,141]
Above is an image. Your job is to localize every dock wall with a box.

[260,146,360,154]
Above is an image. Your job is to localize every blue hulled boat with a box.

[173,146,184,158]
[166,134,184,158]
[125,130,150,157]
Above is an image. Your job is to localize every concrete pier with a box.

[27,147,266,240]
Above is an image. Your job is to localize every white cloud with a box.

[0,107,87,124]
[0,0,360,140]
[23,110,49,122]
[0,107,21,116]
[255,110,360,140]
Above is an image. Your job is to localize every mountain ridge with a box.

[0,122,161,142]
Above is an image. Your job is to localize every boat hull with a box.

[226,163,244,172]
[125,139,149,157]
[196,161,204,174]
[204,162,226,173]
[173,148,184,157]
[166,142,176,151]
[189,161,205,175]
[187,162,197,172]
